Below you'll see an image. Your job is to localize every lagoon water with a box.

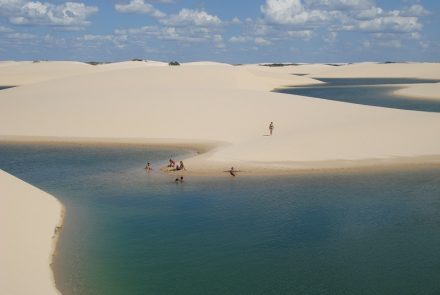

[277,78,440,112]
[1,143,440,294]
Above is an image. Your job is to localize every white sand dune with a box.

[310,62,440,79]
[0,169,63,295]
[0,60,171,86]
[395,82,440,100]
[99,60,168,69]
[0,62,439,172]
[0,61,98,86]
[183,61,232,66]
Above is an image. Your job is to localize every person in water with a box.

[269,121,274,136]
[145,162,152,171]
[175,176,184,183]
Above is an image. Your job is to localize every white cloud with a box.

[323,31,337,43]
[287,30,312,39]
[229,35,251,43]
[377,39,402,48]
[80,34,115,42]
[77,33,128,49]
[0,26,14,33]
[160,9,222,26]
[229,35,272,46]
[419,40,429,49]
[231,17,241,24]
[114,0,165,18]
[254,37,272,45]
[7,32,35,39]
[114,23,223,45]
[0,1,98,27]
[261,0,328,25]
[350,15,422,33]
[403,4,430,17]
[260,0,426,36]
[355,7,383,20]
[305,0,373,10]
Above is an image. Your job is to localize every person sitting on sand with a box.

[168,159,176,168]
[145,162,152,171]
[269,121,274,136]
[173,161,186,171]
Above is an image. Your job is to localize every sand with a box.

[0,61,439,172]
[309,62,440,79]
[0,60,440,293]
[394,82,440,100]
[0,60,169,86]
[0,169,63,295]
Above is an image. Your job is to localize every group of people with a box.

[144,159,186,171]
[168,159,186,171]
[145,121,275,180]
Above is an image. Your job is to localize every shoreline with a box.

[0,170,64,295]
[51,205,66,295]
[0,135,224,155]
[2,136,440,176]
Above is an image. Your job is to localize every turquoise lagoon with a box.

[1,143,440,294]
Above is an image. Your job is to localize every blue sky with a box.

[0,0,438,63]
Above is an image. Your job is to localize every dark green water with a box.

[1,143,440,295]
[277,78,440,112]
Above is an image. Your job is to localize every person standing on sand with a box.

[269,122,274,136]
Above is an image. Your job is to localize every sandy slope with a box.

[0,169,63,295]
[0,60,169,86]
[394,82,440,100]
[0,61,98,86]
[309,62,440,79]
[0,62,439,172]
